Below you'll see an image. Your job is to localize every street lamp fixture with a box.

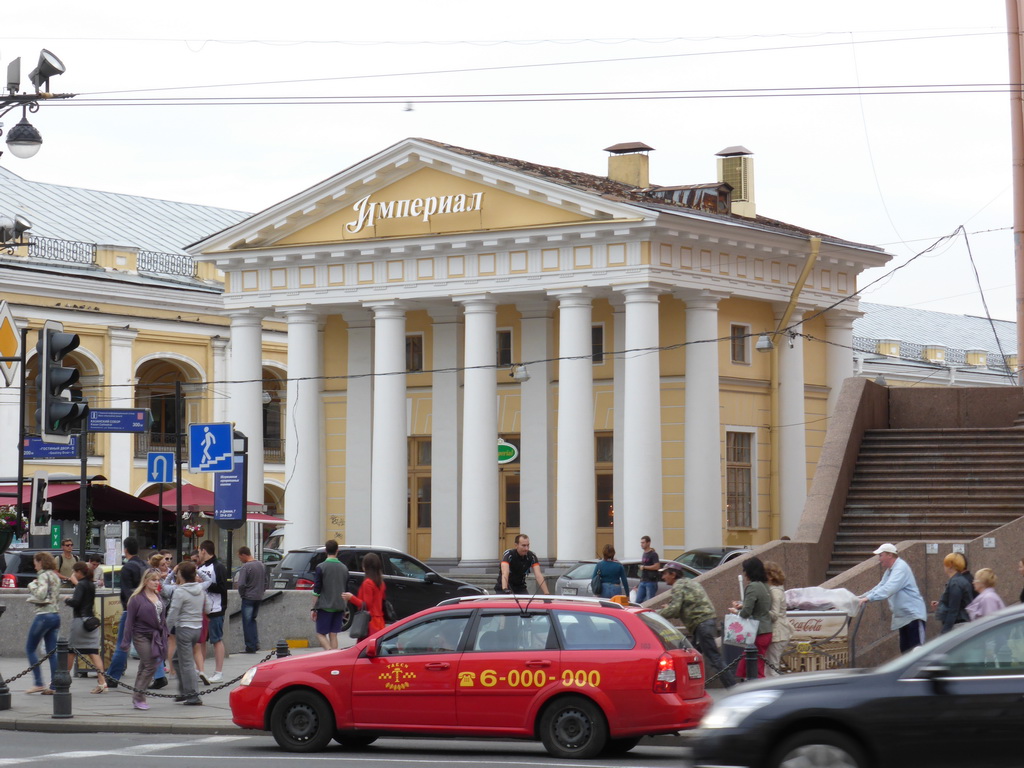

[0,213,31,253]
[1,49,74,160]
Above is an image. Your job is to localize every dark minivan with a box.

[268,544,485,626]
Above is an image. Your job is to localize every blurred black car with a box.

[1,548,104,588]
[687,603,1024,768]
[268,544,484,626]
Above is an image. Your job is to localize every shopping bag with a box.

[723,614,761,647]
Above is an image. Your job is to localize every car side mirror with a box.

[915,656,951,692]
[424,572,440,584]
[364,641,378,658]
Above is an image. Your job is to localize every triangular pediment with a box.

[189,138,649,256]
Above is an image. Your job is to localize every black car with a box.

[673,546,751,573]
[268,544,485,626]
[1,548,104,588]
[687,603,1024,768]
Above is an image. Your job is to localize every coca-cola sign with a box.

[787,611,849,639]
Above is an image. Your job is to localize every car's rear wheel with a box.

[334,732,378,749]
[604,736,641,755]
[270,690,334,752]
[539,695,608,759]
[770,729,865,768]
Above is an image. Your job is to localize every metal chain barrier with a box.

[71,647,278,698]
[1,647,57,685]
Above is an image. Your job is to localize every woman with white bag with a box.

[729,557,773,679]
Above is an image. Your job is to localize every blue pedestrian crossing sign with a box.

[188,422,234,473]
[147,452,176,483]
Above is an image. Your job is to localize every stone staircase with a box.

[826,427,1024,579]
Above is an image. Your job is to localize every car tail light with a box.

[1,574,15,588]
[653,653,677,693]
[295,578,315,590]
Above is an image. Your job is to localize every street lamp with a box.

[0,214,31,254]
[1,49,74,160]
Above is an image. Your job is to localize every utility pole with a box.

[1007,0,1024,383]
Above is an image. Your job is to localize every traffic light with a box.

[35,320,88,444]
[29,471,51,536]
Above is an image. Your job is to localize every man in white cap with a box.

[859,543,927,653]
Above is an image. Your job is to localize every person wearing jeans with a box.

[105,537,148,686]
[24,551,62,694]
[636,536,661,604]
[235,546,266,653]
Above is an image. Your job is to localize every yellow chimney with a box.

[604,142,653,187]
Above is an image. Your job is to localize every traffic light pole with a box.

[78,419,88,561]
[0,326,30,529]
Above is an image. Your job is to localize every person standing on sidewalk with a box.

[311,539,349,650]
[24,551,62,694]
[343,552,387,635]
[657,561,736,688]
[236,546,267,653]
[859,543,928,653]
[197,540,228,683]
[120,568,168,710]
[165,560,209,706]
[65,561,108,693]
[102,537,147,689]
[636,536,661,604]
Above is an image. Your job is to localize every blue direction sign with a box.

[214,455,246,530]
[88,409,150,433]
[23,436,79,459]
[147,452,175,484]
[188,422,234,473]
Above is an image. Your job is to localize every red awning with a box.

[140,483,264,511]
[0,483,171,522]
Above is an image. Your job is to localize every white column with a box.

[228,313,264,507]
[616,285,664,553]
[611,299,626,557]
[458,296,498,566]
[283,309,322,550]
[429,306,463,563]
[825,310,857,419]
[517,301,554,560]
[211,336,230,423]
[552,290,596,563]
[683,294,723,548]
[106,327,138,492]
[778,312,808,536]
[341,308,374,545]
[367,301,408,552]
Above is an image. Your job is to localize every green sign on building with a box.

[497,439,519,464]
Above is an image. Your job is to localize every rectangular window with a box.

[595,432,614,528]
[592,325,605,364]
[730,324,750,364]
[496,330,513,368]
[406,334,423,372]
[726,431,753,528]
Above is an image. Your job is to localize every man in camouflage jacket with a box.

[658,562,736,688]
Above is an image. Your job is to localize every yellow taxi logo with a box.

[379,662,417,691]
[458,672,476,687]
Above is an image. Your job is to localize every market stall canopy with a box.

[140,484,285,524]
[0,482,172,522]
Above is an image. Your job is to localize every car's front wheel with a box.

[270,690,334,752]
[539,695,608,759]
[770,729,865,768]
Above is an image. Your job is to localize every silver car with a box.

[554,558,700,599]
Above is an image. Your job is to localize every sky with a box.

[2,1,1019,320]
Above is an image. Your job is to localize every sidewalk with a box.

[0,645,723,741]
[0,645,319,734]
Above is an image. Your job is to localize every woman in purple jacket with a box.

[120,568,167,710]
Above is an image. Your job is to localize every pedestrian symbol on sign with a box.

[188,422,234,473]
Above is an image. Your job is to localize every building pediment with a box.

[189,138,649,258]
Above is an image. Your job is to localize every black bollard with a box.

[275,640,291,659]
[744,644,759,682]
[52,639,73,719]
[0,673,10,711]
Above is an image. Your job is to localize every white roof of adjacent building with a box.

[0,165,249,255]
[854,302,1017,358]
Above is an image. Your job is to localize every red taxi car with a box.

[230,595,712,758]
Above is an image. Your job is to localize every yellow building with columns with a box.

[191,138,892,565]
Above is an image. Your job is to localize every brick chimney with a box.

[604,142,653,187]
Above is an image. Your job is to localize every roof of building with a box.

[854,302,1017,358]
[0,164,249,255]
[415,139,884,252]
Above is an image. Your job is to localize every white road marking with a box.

[0,736,250,766]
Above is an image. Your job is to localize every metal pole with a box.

[1007,0,1024,384]
[175,380,183,563]
[51,639,73,718]
[16,327,28,537]
[78,421,88,561]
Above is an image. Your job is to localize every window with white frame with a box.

[592,325,605,364]
[496,330,513,368]
[730,324,751,365]
[406,334,424,373]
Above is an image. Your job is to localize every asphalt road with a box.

[0,731,688,767]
